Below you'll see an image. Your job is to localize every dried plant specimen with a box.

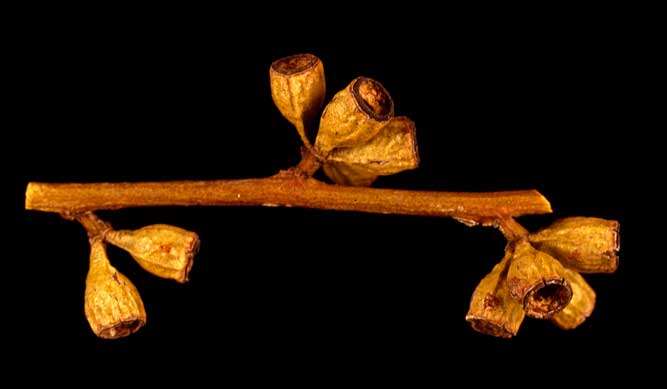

[270,53,326,148]
[105,225,199,283]
[323,116,419,186]
[24,53,620,339]
[466,246,525,338]
[529,217,619,273]
[507,240,573,319]
[315,77,394,154]
[85,238,146,339]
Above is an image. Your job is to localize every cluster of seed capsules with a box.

[269,53,620,338]
[81,53,420,340]
[82,219,198,339]
[466,218,619,338]
[79,53,619,339]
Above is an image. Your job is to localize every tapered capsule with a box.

[315,77,394,155]
[529,217,620,273]
[105,224,199,283]
[84,238,146,339]
[323,116,419,186]
[270,53,326,146]
[466,247,525,338]
[507,240,573,319]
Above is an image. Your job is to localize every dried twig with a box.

[25,176,551,223]
[24,53,619,340]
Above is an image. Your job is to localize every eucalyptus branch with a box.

[25,174,551,223]
[24,53,620,340]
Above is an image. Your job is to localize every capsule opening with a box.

[352,77,393,121]
[271,53,319,75]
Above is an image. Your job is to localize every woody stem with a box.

[26,175,551,224]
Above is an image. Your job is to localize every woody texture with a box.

[25,53,620,339]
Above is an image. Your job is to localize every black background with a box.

[10,8,650,380]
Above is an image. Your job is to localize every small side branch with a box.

[74,212,112,238]
[498,217,530,240]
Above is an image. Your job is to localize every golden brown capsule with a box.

[466,246,525,338]
[105,224,199,283]
[315,76,394,155]
[529,217,619,273]
[84,238,146,339]
[323,116,419,186]
[270,53,326,146]
[507,240,572,319]
[551,268,596,329]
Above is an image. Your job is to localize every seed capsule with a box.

[315,77,394,155]
[466,247,525,338]
[105,224,199,283]
[323,116,419,186]
[551,268,596,329]
[529,217,620,273]
[507,240,573,319]
[84,238,146,339]
[270,53,326,146]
